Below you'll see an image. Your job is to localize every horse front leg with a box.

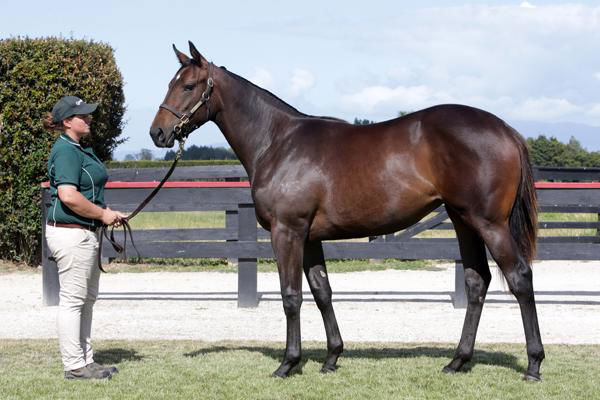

[270,222,306,378]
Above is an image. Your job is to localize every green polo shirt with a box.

[47,133,108,228]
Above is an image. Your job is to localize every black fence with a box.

[41,166,600,308]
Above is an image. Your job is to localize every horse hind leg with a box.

[303,240,343,373]
[443,209,491,374]
[479,222,545,381]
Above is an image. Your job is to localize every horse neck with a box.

[212,68,303,181]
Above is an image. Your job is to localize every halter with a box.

[159,62,214,139]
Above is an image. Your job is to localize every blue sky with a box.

[3,1,600,159]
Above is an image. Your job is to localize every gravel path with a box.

[1,261,598,344]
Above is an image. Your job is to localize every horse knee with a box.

[281,291,302,317]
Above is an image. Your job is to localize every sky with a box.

[3,0,600,159]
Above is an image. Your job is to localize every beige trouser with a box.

[45,224,100,371]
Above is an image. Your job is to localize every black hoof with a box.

[523,372,542,382]
[442,365,457,374]
[320,365,337,374]
[272,368,289,378]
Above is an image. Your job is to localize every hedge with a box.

[0,37,126,264]
[106,159,242,169]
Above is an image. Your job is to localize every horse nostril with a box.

[151,127,164,141]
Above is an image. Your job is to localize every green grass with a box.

[0,340,597,400]
[103,258,440,274]
[127,211,225,229]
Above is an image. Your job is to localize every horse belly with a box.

[309,186,440,241]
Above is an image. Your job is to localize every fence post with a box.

[452,260,467,309]
[41,188,59,306]
[226,209,238,266]
[237,203,258,307]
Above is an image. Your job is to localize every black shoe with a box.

[87,362,119,375]
[64,366,111,380]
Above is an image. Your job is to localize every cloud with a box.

[509,97,579,121]
[249,67,274,90]
[340,85,454,114]
[520,1,536,9]
[289,69,315,96]
[324,3,600,126]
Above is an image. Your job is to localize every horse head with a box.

[150,41,216,148]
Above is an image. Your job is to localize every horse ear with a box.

[188,41,207,67]
[173,44,190,65]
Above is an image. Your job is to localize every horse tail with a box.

[509,131,538,265]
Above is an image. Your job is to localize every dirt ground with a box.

[1,261,598,344]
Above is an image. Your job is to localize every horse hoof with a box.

[523,372,542,382]
[271,370,288,379]
[320,365,337,374]
[442,366,457,374]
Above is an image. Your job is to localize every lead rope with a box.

[98,138,187,272]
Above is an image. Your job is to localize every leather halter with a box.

[159,63,214,139]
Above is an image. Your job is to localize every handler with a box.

[43,96,126,380]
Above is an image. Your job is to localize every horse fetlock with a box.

[328,340,343,356]
[528,347,545,364]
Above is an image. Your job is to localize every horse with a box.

[149,41,544,381]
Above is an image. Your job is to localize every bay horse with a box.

[150,41,544,381]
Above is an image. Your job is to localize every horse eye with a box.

[184,84,195,91]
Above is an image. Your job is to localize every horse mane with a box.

[220,66,346,123]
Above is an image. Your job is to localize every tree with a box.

[164,145,237,161]
[526,135,600,167]
[139,149,154,161]
[353,118,375,125]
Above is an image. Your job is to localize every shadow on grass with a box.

[94,348,145,364]
[183,345,525,376]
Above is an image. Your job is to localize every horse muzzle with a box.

[149,125,176,148]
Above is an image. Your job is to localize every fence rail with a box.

[41,166,600,308]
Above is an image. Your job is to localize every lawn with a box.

[0,340,597,400]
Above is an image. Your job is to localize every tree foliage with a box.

[0,37,126,264]
[526,135,600,167]
[164,145,237,161]
[353,118,375,125]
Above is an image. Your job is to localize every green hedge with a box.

[106,159,241,168]
[0,37,126,264]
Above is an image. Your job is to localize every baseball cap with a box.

[51,96,98,123]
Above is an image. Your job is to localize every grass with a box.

[101,258,441,273]
[0,340,597,400]
[127,211,225,229]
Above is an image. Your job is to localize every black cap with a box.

[51,96,98,123]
